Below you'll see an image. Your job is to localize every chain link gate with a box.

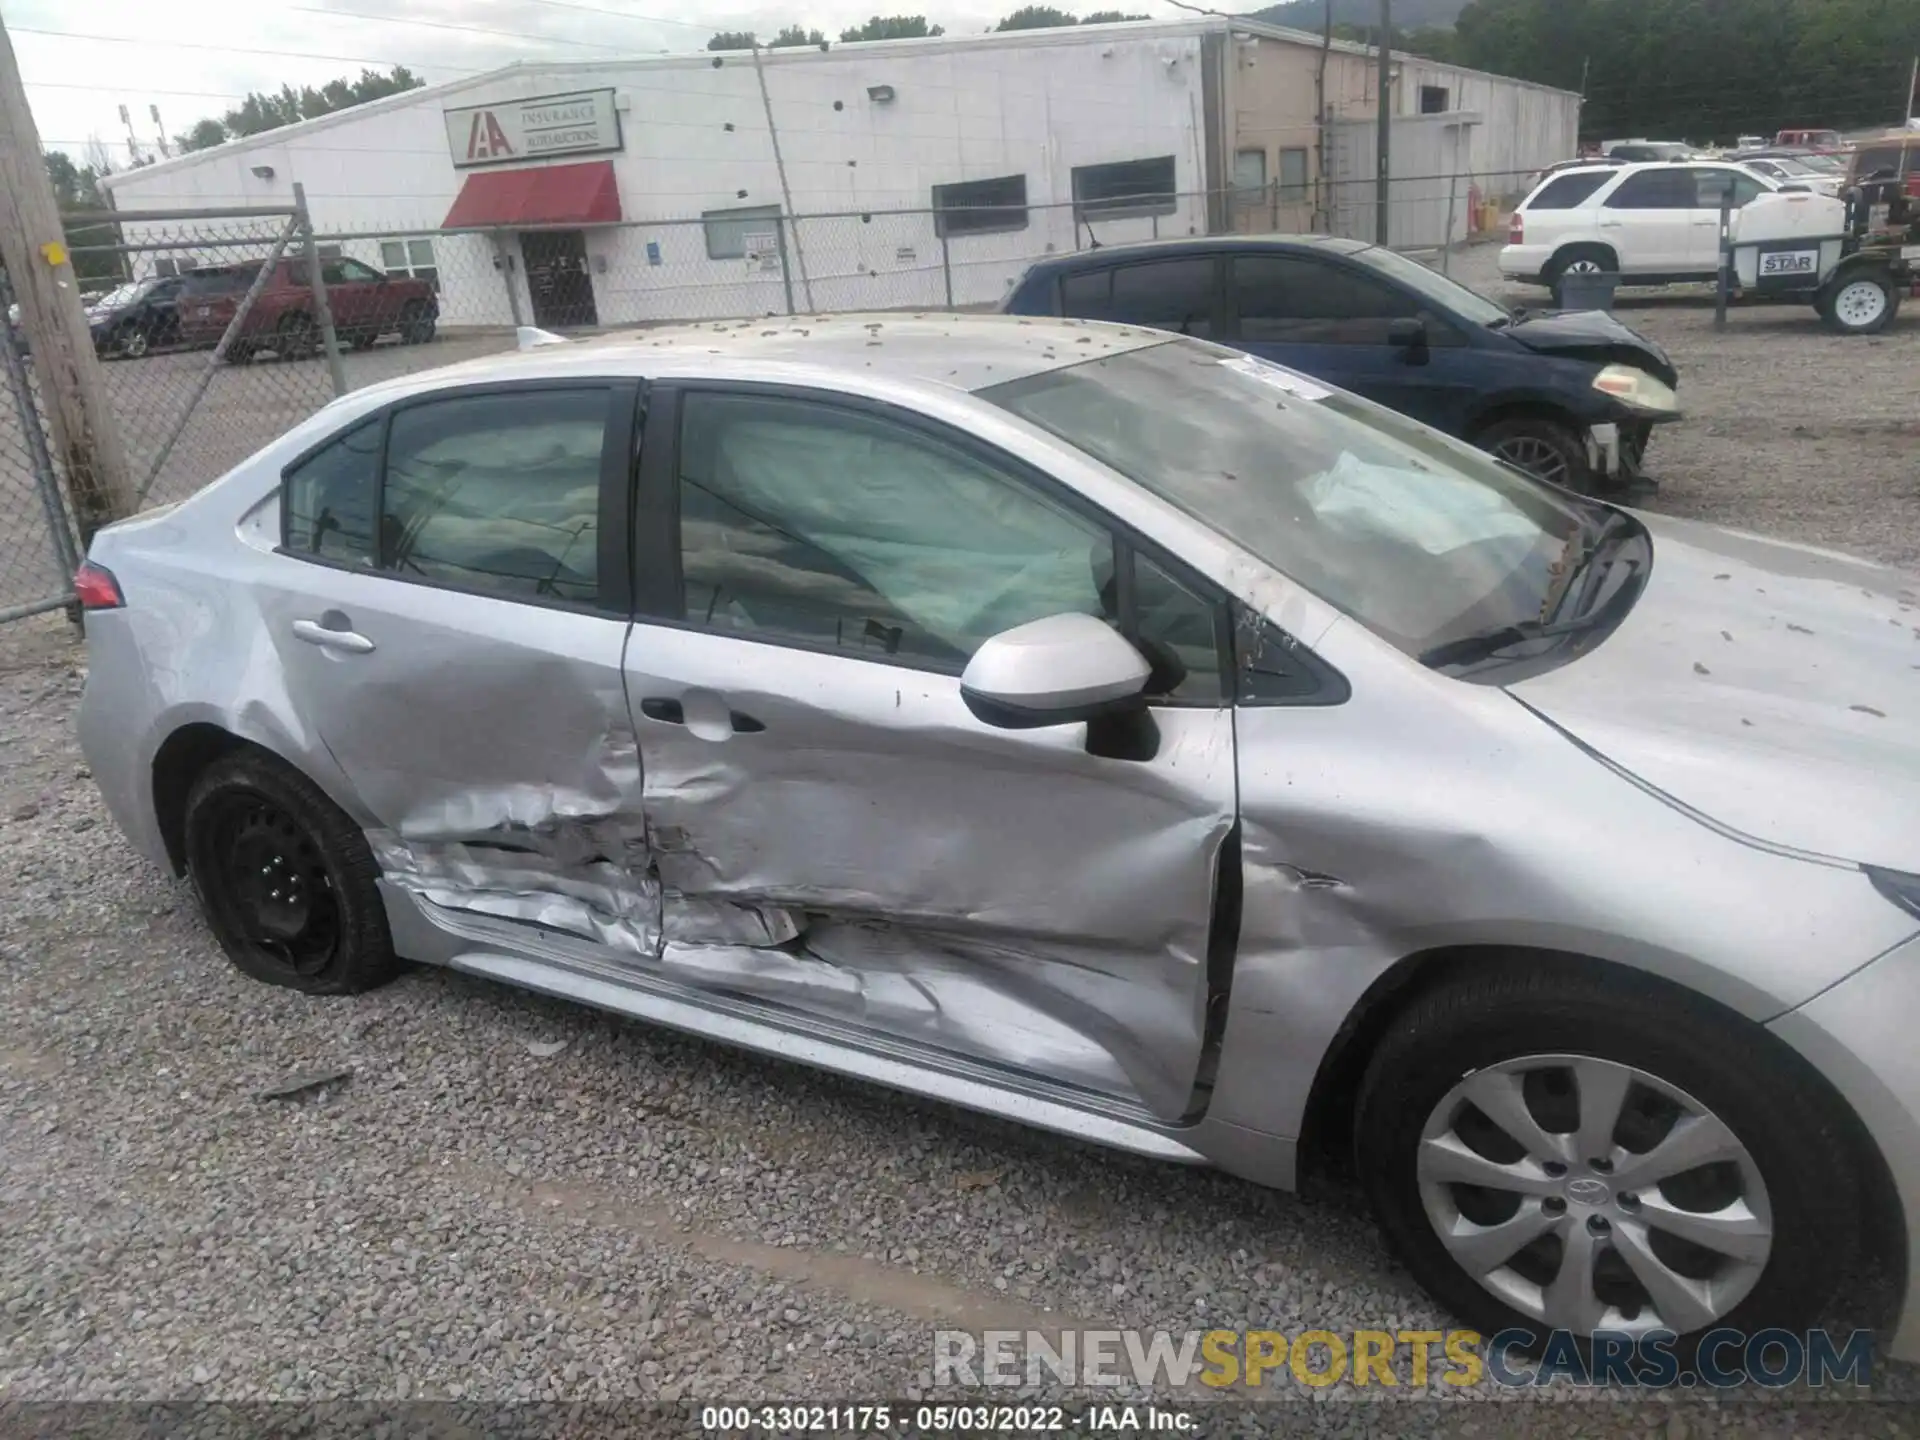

[0,265,81,625]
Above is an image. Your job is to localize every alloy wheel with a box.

[1416,1054,1772,1337]
[123,328,148,358]
[1562,258,1605,276]
[1489,435,1571,486]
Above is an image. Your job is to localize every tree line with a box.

[1368,0,1919,142]
[708,10,1146,48]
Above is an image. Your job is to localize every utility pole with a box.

[1905,55,1918,127]
[151,105,171,160]
[0,16,136,540]
[1375,0,1392,245]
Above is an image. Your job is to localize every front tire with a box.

[399,301,436,345]
[1476,416,1595,494]
[182,750,398,995]
[1820,271,1900,335]
[1355,962,1857,1363]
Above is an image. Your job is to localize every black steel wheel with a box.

[400,301,436,345]
[183,749,398,994]
[276,311,317,360]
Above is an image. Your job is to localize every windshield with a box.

[982,340,1603,663]
[93,280,154,308]
[1345,244,1510,327]
[1795,153,1845,173]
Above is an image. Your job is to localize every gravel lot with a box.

[3,264,1918,1429]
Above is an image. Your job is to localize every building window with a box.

[1231,149,1267,215]
[1278,147,1310,203]
[703,204,783,261]
[1071,156,1177,222]
[932,174,1029,238]
[1419,85,1451,114]
[380,237,440,289]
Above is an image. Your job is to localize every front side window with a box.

[675,392,1109,670]
[1056,258,1217,338]
[1692,169,1767,209]
[1232,254,1441,345]
[281,389,608,606]
[983,340,1603,665]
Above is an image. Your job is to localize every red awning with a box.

[441,160,621,230]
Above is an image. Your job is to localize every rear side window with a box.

[284,419,381,567]
[1526,172,1611,209]
[1605,169,1696,209]
[280,388,610,607]
[1055,257,1217,338]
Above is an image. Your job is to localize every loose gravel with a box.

[3,270,1918,1431]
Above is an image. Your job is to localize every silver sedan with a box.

[75,315,1920,1365]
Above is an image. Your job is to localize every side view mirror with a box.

[960,612,1150,730]
[1387,316,1430,364]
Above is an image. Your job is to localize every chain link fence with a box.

[0,166,1545,629]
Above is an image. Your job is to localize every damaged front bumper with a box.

[1587,418,1666,489]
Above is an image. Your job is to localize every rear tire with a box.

[1819,271,1900,335]
[275,311,316,360]
[1544,246,1618,292]
[1476,416,1595,494]
[399,300,436,346]
[1355,961,1857,1365]
[183,750,398,995]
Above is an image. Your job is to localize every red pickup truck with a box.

[175,257,438,361]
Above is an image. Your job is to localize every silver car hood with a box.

[1509,512,1920,870]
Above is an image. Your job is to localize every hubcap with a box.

[1834,280,1888,329]
[1417,1054,1772,1337]
[1489,435,1570,485]
[125,330,147,357]
[1563,259,1604,276]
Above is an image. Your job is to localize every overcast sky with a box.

[8,0,1202,166]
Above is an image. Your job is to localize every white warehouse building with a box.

[99,17,1580,331]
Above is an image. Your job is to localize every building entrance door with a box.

[520,230,599,328]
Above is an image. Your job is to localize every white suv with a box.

[1500,161,1776,288]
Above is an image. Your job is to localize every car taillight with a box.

[1509,213,1525,244]
[73,560,124,610]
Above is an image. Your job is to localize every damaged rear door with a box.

[266,379,657,949]
[622,384,1239,1122]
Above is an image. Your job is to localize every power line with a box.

[282,5,650,55]
[27,82,255,102]
[475,0,715,32]
[8,25,489,74]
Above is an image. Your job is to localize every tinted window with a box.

[675,392,1111,671]
[933,174,1029,237]
[1230,254,1424,344]
[702,205,782,261]
[284,419,381,566]
[1132,552,1223,701]
[1604,169,1696,209]
[382,390,606,604]
[1853,146,1908,179]
[182,267,255,296]
[1056,258,1216,338]
[1527,172,1611,209]
[1692,169,1768,210]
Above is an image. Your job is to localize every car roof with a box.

[350,312,1175,405]
[1018,233,1372,276]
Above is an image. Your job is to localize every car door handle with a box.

[1598,219,1623,227]
[291,618,375,654]
[639,696,765,734]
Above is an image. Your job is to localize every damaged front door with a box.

[622,385,1238,1121]
[267,380,655,949]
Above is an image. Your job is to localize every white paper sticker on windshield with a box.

[1217,354,1334,402]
